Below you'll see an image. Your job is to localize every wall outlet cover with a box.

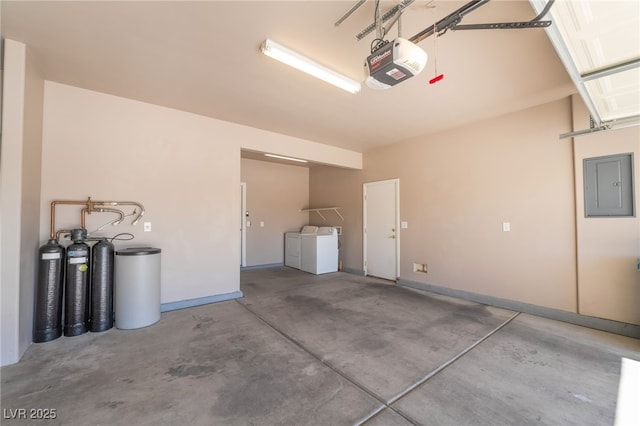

[413,263,428,273]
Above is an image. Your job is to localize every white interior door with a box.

[240,182,247,267]
[363,179,399,280]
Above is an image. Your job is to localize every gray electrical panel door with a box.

[584,153,635,217]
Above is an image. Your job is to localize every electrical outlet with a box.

[413,263,428,273]
[143,222,152,232]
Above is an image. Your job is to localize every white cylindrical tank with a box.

[114,247,161,329]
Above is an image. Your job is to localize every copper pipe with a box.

[50,198,93,239]
[55,229,72,240]
[94,208,126,226]
[81,208,88,230]
[89,207,126,232]
[81,206,124,233]
[93,208,128,232]
[50,197,144,239]
[93,201,145,225]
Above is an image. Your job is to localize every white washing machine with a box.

[285,226,318,269]
[300,226,338,275]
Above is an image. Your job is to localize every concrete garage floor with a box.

[2,268,639,425]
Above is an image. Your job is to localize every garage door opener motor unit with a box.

[365,38,427,90]
[344,0,555,91]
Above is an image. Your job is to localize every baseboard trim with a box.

[161,291,244,312]
[342,267,365,276]
[241,263,284,271]
[396,278,640,339]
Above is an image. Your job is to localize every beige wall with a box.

[19,43,44,361]
[309,166,363,271]
[312,97,640,325]
[311,98,580,313]
[1,40,44,366]
[41,81,242,303]
[241,158,309,266]
[572,96,640,325]
[39,81,361,307]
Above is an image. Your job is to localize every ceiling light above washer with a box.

[264,153,308,163]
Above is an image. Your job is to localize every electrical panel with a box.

[584,153,635,217]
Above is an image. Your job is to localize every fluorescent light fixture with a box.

[264,153,308,163]
[260,38,361,94]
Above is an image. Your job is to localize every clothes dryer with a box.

[300,226,338,274]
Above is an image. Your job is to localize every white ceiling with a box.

[1,0,577,152]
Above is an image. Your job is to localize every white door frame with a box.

[363,178,400,279]
[240,182,247,267]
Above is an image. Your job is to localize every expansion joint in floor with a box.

[237,300,519,426]
[359,312,521,425]
[236,300,418,425]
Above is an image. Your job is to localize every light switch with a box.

[401,221,408,229]
[247,221,251,228]
[260,221,264,227]
[502,222,511,232]
[143,222,152,232]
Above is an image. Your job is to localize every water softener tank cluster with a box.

[34,229,115,342]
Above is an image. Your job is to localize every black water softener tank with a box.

[34,239,66,342]
[90,238,115,332]
[64,229,90,336]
